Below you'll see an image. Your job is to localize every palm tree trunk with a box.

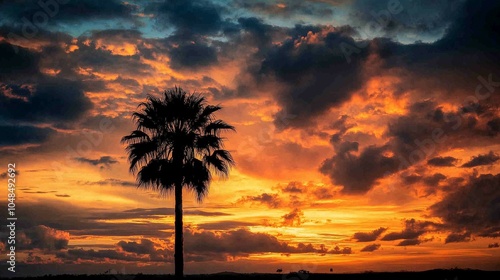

[174,181,183,279]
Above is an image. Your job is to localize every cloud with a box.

[444,232,471,244]
[0,42,39,79]
[329,245,352,254]
[237,193,282,208]
[0,78,93,124]
[73,156,118,167]
[461,151,500,168]
[430,173,500,238]
[360,244,381,252]
[488,243,499,248]
[256,25,369,128]
[169,43,218,69]
[381,219,438,246]
[320,144,399,194]
[353,227,387,242]
[233,0,334,18]
[0,0,136,25]
[396,239,421,246]
[281,208,304,227]
[427,156,458,167]
[80,179,136,187]
[183,228,328,256]
[117,239,156,255]
[0,125,55,146]
[145,0,224,35]
[17,225,69,251]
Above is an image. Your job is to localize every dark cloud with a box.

[320,144,399,194]
[329,245,353,255]
[381,219,438,244]
[0,125,55,146]
[461,151,500,168]
[257,26,369,128]
[73,156,118,167]
[349,0,464,41]
[183,228,328,256]
[396,239,421,246]
[17,225,69,251]
[0,0,136,25]
[169,43,218,69]
[145,0,224,35]
[281,208,304,227]
[360,243,381,252]
[427,156,458,167]
[233,0,334,18]
[282,182,304,193]
[117,239,156,255]
[430,173,500,238]
[0,202,174,237]
[0,78,93,124]
[0,41,39,79]
[237,193,282,208]
[422,173,446,187]
[353,227,387,242]
[444,232,471,244]
[488,243,499,248]
[487,118,500,135]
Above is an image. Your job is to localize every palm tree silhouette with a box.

[121,87,234,278]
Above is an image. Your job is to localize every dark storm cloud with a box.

[381,219,438,243]
[0,202,174,237]
[169,43,218,69]
[329,245,352,254]
[117,239,156,255]
[0,125,55,146]
[73,156,118,166]
[0,41,39,79]
[320,144,399,194]
[248,0,500,131]
[349,0,464,40]
[257,26,369,128]
[17,225,69,251]
[183,228,328,255]
[444,232,471,244]
[145,0,224,35]
[461,151,500,168]
[0,78,93,123]
[360,243,381,252]
[232,0,334,18]
[56,248,147,262]
[423,173,446,187]
[352,227,387,242]
[430,173,500,238]
[396,239,421,246]
[0,0,136,25]
[427,156,458,167]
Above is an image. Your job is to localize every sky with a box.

[0,0,499,276]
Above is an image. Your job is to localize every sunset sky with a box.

[1,0,499,276]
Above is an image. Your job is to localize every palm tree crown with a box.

[121,87,235,200]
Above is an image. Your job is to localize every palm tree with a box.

[121,87,234,278]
